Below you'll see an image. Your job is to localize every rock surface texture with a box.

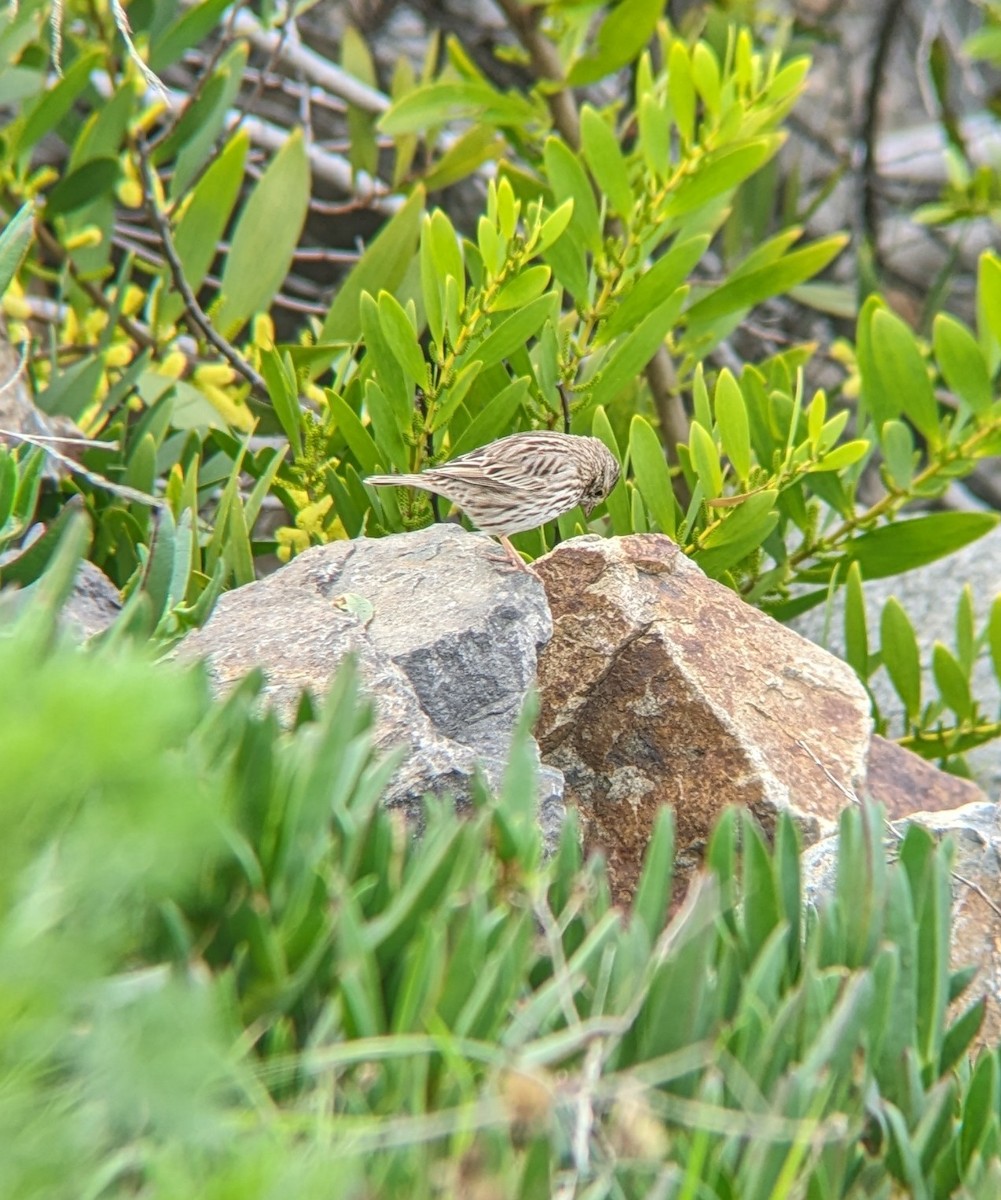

[533,534,874,903]
[177,525,564,836]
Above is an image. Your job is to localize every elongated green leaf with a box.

[932,642,972,719]
[471,292,557,369]
[149,0,232,71]
[327,389,381,475]
[322,188,424,344]
[580,104,633,220]
[13,49,101,161]
[871,308,941,447]
[844,562,869,678]
[0,202,34,296]
[695,491,779,576]
[171,43,248,198]
[880,419,915,490]
[880,597,921,720]
[714,369,751,481]
[977,251,1001,367]
[665,138,781,218]
[589,290,686,411]
[260,347,303,458]
[629,415,676,536]
[377,290,426,389]
[491,265,552,312]
[933,313,992,415]
[543,137,601,252]
[380,82,536,135]
[567,0,663,86]
[158,132,248,329]
[686,235,848,325]
[689,421,722,498]
[843,512,998,579]
[598,235,708,344]
[667,40,695,147]
[46,158,120,217]
[449,374,529,456]
[989,596,1001,682]
[216,129,311,337]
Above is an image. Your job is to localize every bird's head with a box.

[580,440,621,516]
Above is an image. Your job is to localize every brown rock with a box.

[534,534,872,904]
[866,735,988,820]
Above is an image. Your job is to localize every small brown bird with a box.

[366,431,620,567]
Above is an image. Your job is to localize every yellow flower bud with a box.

[116,178,144,209]
[158,350,188,379]
[104,342,134,368]
[2,294,32,320]
[64,226,103,250]
[193,362,237,388]
[252,313,276,346]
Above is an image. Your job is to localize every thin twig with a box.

[0,427,161,507]
[134,138,268,397]
[492,0,581,147]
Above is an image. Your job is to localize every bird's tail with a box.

[365,473,426,489]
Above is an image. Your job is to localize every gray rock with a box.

[176,524,564,835]
[789,523,1001,796]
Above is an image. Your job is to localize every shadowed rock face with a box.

[533,534,875,904]
[176,524,564,840]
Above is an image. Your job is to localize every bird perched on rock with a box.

[365,431,620,567]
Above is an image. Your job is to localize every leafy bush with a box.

[2,540,1000,1198]
[1,2,998,765]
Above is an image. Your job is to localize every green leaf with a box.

[377,290,427,388]
[638,91,670,179]
[580,104,633,220]
[714,369,751,481]
[589,290,686,411]
[844,562,870,679]
[932,642,972,719]
[0,201,34,295]
[171,43,248,199]
[977,251,1001,368]
[843,512,999,579]
[490,265,552,311]
[471,293,557,370]
[422,124,504,191]
[667,41,695,147]
[149,0,232,71]
[629,415,676,537]
[428,360,482,433]
[321,189,424,345]
[597,234,708,344]
[45,158,120,217]
[0,495,91,587]
[216,129,311,338]
[685,235,848,325]
[260,347,303,459]
[933,313,992,415]
[989,596,1001,682]
[567,0,664,86]
[535,199,574,254]
[880,597,921,720]
[12,49,102,162]
[880,419,916,490]
[158,132,248,329]
[665,138,781,218]
[327,389,380,475]
[380,82,536,135]
[810,438,870,472]
[691,42,722,114]
[694,491,779,576]
[689,421,722,498]
[872,308,941,446]
[543,137,602,253]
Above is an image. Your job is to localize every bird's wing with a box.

[432,442,574,491]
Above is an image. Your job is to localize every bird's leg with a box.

[498,535,528,571]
